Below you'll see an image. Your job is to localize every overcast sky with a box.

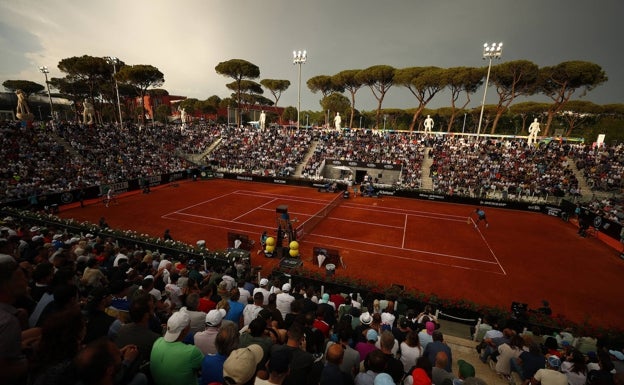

[1,0,622,112]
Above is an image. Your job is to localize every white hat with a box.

[30,226,40,233]
[32,235,44,242]
[53,234,63,240]
[164,311,191,342]
[260,278,269,287]
[205,309,227,327]
[144,275,155,281]
[359,311,372,325]
[223,344,264,385]
[281,283,291,292]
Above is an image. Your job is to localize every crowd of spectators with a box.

[2,120,623,213]
[429,138,581,201]
[0,120,197,202]
[205,125,313,177]
[301,130,426,188]
[2,216,624,385]
[569,144,624,193]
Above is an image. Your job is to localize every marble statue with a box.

[528,118,540,146]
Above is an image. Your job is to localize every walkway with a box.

[420,147,434,190]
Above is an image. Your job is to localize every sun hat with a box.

[223,344,264,384]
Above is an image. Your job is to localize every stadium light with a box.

[476,42,503,138]
[105,56,124,127]
[293,50,307,129]
[39,66,54,121]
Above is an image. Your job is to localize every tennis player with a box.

[474,208,489,228]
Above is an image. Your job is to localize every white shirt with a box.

[275,292,295,319]
[253,287,270,305]
[238,287,251,305]
[243,304,264,326]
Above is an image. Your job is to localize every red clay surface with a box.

[58,179,624,328]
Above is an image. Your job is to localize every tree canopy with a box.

[536,61,607,135]
[356,65,395,128]
[2,80,45,97]
[215,59,260,125]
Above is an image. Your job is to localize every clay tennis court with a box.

[59,179,624,328]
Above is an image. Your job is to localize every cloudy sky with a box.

[1,0,622,112]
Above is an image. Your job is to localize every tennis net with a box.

[295,192,343,240]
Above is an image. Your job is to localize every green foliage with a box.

[320,93,350,117]
[307,75,339,97]
[57,55,112,101]
[260,79,290,107]
[2,80,45,96]
[215,59,260,125]
[356,65,396,128]
[281,106,298,123]
[155,104,171,123]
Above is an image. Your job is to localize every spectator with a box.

[0,255,33,385]
[113,294,160,368]
[423,331,453,373]
[271,323,323,385]
[355,349,387,385]
[320,343,354,385]
[400,329,424,374]
[453,359,476,385]
[243,291,265,327]
[325,328,361,380]
[432,351,455,385]
[255,348,292,385]
[531,355,567,385]
[150,311,203,385]
[194,308,227,355]
[276,283,295,320]
[201,322,240,385]
[418,321,436,351]
[356,329,379,363]
[222,344,264,385]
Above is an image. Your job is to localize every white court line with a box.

[172,191,239,214]
[234,190,331,204]
[161,214,265,235]
[162,189,506,274]
[233,198,277,221]
[342,202,467,220]
[305,233,506,275]
[306,231,499,265]
[402,214,408,249]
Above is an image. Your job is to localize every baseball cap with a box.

[164,311,191,342]
[321,293,330,303]
[547,355,561,369]
[260,278,269,286]
[223,344,264,384]
[281,283,291,292]
[374,373,394,385]
[205,308,227,327]
[366,329,378,341]
[458,359,476,378]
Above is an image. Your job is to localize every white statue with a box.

[423,115,434,134]
[15,89,33,121]
[259,110,266,129]
[179,107,187,127]
[82,99,95,125]
[334,112,342,130]
[528,118,541,145]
